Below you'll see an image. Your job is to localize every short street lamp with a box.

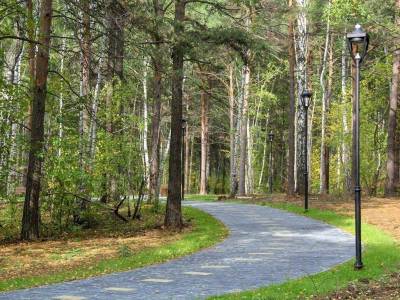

[301,90,312,212]
[346,24,369,270]
[268,132,274,194]
[181,119,187,201]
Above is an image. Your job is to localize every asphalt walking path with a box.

[0,201,354,300]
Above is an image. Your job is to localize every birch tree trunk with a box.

[142,58,150,179]
[21,0,53,240]
[79,0,91,175]
[294,0,308,194]
[385,0,400,196]
[4,18,24,195]
[238,59,250,196]
[89,56,103,160]
[228,64,237,196]
[319,10,330,194]
[341,35,351,193]
[287,0,296,195]
[148,0,164,205]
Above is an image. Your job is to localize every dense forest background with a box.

[1,0,400,239]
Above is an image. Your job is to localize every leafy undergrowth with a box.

[206,201,400,300]
[0,206,228,292]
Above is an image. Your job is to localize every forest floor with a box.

[229,194,400,299]
[0,204,185,282]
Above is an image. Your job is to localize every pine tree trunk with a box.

[200,81,209,195]
[21,0,53,240]
[165,0,185,229]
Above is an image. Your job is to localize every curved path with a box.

[0,202,354,300]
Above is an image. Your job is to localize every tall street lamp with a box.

[181,119,187,201]
[301,90,312,212]
[268,132,274,194]
[347,24,369,270]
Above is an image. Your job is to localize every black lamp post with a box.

[268,132,274,194]
[346,24,369,270]
[181,119,187,201]
[301,90,312,212]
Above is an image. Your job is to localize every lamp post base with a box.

[354,261,364,270]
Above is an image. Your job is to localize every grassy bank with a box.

[0,206,228,292]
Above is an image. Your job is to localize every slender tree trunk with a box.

[385,0,400,196]
[246,119,254,194]
[287,0,296,195]
[148,56,162,204]
[57,34,67,158]
[143,58,150,179]
[184,103,190,194]
[238,59,250,196]
[188,134,194,192]
[228,64,237,196]
[79,0,91,174]
[319,13,330,195]
[200,80,209,195]
[165,0,185,229]
[89,56,103,160]
[148,1,164,204]
[4,18,24,195]
[341,35,351,193]
[294,0,308,194]
[21,0,53,240]
[26,0,35,132]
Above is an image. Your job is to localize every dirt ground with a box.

[0,228,183,281]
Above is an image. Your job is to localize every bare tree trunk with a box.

[79,0,91,175]
[258,119,269,189]
[21,0,53,240]
[165,0,185,229]
[294,0,308,194]
[246,119,254,194]
[89,56,103,160]
[200,82,209,195]
[385,0,400,196]
[148,0,164,204]
[189,134,194,192]
[287,0,296,195]
[142,58,150,179]
[184,104,190,194]
[4,18,24,195]
[228,64,238,196]
[319,11,330,195]
[341,35,351,193]
[238,59,250,196]
[26,0,35,132]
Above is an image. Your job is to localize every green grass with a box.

[185,194,219,201]
[209,201,400,300]
[0,206,228,292]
